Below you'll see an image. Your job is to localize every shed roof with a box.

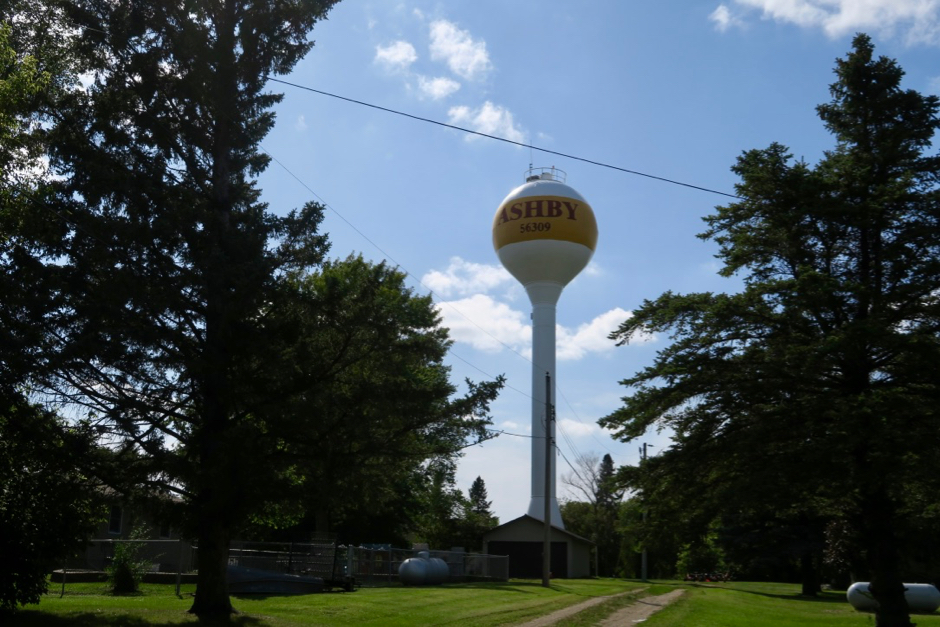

[483,514,594,545]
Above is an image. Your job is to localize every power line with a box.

[486,428,535,439]
[555,388,617,456]
[269,78,744,201]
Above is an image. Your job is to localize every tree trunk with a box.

[864,495,912,627]
[188,516,234,618]
[800,549,819,597]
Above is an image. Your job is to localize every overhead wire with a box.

[269,78,744,200]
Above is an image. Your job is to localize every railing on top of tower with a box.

[525,166,566,183]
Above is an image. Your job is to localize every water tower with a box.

[492,167,598,528]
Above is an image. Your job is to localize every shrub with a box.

[106,530,152,594]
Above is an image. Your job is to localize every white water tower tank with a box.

[492,168,598,289]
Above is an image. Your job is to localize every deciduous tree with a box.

[256,257,503,545]
[0,394,103,614]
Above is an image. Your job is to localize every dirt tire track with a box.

[515,588,647,627]
[598,588,685,625]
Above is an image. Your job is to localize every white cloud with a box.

[435,294,530,354]
[424,258,653,360]
[447,102,525,143]
[557,308,655,361]
[429,19,492,80]
[724,0,940,44]
[710,4,746,31]
[435,297,652,361]
[417,75,461,100]
[413,8,425,20]
[374,40,417,71]
[558,418,600,438]
[422,257,514,298]
[583,261,603,277]
[295,115,308,131]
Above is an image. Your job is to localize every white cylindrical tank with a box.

[398,553,450,586]
[427,558,449,585]
[398,558,428,586]
[492,168,598,529]
[847,582,940,613]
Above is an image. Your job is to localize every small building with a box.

[482,515,593,579]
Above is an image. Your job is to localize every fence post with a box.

[175,538,183,597]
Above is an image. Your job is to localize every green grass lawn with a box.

[9,579,646,626]
[7,579,940,626]
[643,580,940,627]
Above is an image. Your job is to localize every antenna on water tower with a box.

[491,167,598,529]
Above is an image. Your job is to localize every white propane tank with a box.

[398,553,449,586]
[427,558,449,585]
[398,558,428,586]
[847,582,940,613]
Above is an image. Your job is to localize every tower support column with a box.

[525,281,564,529]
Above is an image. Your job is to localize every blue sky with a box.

[256,1,940,525]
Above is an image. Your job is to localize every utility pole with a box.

[640,442,653,582]
[542,372,553,588]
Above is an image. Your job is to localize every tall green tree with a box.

[8,0,341,618]
[455,476,498,552]
[602,35,940,627]
[256,256,503,544]
[468,476,492,516]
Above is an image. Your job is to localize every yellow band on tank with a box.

[492,195,598,251]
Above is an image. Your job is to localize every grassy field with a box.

[643,581,940,627]
[7,579,940,626]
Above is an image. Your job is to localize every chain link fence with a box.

[53,538,197,596]
[225,541,509,587]
[52,538,509,596]
[343,545,509,586]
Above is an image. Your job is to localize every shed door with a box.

[488,541,568,579]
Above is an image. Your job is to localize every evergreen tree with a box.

[602,35,940,627]
[468,476,492,517]
[453,476,498,552]
[596,454,622,510]
[4,0,339,617]
[561,453,624,576]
